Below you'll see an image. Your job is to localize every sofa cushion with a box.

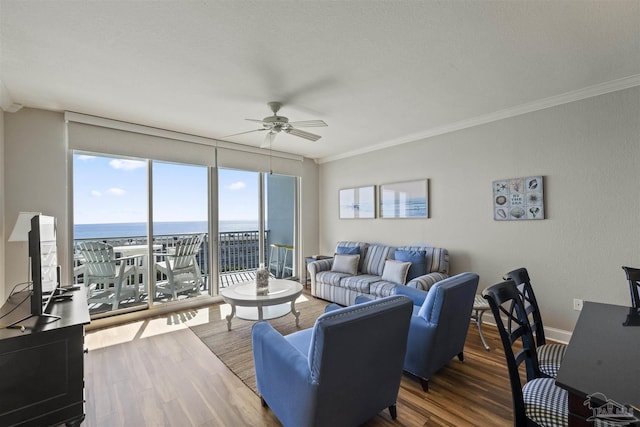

[336,241,369,272]
[340,274,381,293]
[336,246,360,255]
[316,270,352,286]
[381,260,411,285]
[370,281,400,299]
[398,245,449,275]
[331,254,360,275]
[394,249,427,280]
[362,245,393,276]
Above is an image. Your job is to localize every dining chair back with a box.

[622,266,640,308]
[503,267,566,378]
[483,280,568,427]
[503,267,546,346]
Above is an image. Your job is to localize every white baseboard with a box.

[543,326,571,345]
[480,318,572,345]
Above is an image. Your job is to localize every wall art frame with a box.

[379,179,428,219]
[493,176,544,221]
[339,185,376,219]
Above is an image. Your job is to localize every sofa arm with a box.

[308,258,334,294]
[252,322,317,422]
[407,272,449,291]
[393,285,428,306]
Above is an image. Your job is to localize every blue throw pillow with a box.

[395,249,426,281]
[336,246,360,255]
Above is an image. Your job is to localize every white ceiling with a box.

[1,1,639,163]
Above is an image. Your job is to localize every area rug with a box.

[189,293,329,394]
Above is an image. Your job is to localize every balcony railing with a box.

[73,230,269,290]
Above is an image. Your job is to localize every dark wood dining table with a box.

[555,301,640,426]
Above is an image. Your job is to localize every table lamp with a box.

[8,212,40,287]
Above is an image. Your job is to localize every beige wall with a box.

[318,87,640,333]
[2,108,319,299]
[4,109,69,291]
[0,111,5,303]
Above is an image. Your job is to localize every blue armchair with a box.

[393,272,479,391]
[251,295,413,427]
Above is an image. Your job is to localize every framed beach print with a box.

[379,179,428,219]
[339,185,376,219]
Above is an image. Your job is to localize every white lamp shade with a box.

[8,212,40,242]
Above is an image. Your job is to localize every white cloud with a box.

[90,190,102,197]
[106,187,126,196]
[109,159,146,171]
[77,155,96,161]
[227,181,246,190]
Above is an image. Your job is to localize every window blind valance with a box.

[65,112,303,176]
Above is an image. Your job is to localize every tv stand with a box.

[0,288,90,426]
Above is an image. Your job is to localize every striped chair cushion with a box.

[537,343,567,378]
[522,378,568,427]
[362,245,393,276]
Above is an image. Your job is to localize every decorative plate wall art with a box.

[493,176,544,221]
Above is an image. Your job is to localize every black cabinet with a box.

[0,289,90,426]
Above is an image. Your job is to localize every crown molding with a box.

[317,74,640,164]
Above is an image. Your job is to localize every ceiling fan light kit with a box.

[224,101,327,148]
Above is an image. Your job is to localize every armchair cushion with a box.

[381,260,411,285]
[331,254,360,275]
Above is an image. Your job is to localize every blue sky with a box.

[73,154,259,224]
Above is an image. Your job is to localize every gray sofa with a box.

[308,241,449,306]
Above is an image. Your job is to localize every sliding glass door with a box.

[265,173,296,279]
[73,153,299,318]
[217,169,298,287]
[152,161,209,304]
[73,153,150,316]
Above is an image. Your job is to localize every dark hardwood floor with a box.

[84,299,516,426]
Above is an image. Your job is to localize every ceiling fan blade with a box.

[287,119,327,127]
[245,118,264,123]
[221,128,265,138]
[260,131,277,148]
[285,127,322,141]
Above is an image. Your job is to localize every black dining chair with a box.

[622,266,640,309]
[504,267,567,379]
[483,280,568,427]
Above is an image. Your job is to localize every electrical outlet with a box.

[573,298,583,311]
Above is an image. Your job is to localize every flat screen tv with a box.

[8,214,61,327]
[29,214,60,319]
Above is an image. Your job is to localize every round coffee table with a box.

[220,279,303,331]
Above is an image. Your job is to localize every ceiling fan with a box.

[224,102,327,148]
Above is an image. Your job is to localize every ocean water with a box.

[74,220,259,239]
